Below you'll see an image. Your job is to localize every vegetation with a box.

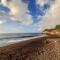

[44,25,60,32]
[44,29,55,32]
[55,25,60,30]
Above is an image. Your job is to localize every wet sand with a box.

[0,37,60,60]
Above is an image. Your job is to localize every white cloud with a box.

[36,0,47,6]
[36,0,54,5]
[0,0,60,33]
[0,24,27,33]
[7,0,33,25]
[0,20,5,24]
[0,0,33,25]
[37,0,60,32]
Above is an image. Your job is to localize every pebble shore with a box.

[0,37,60,60]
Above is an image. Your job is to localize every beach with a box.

[0,36,60,60]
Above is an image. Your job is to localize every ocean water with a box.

[0,33,42,47]
[0,33,40,39]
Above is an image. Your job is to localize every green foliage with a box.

[44,25,60,32]
[44,29,54,32]
[55,25,60,29]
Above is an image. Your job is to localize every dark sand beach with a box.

[0,37,60,60]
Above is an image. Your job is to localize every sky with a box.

[0,0,60,33]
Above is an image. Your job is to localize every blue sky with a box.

[0,0,59,33]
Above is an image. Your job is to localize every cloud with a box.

[0,0,60,33]
[36,0,54,6]
[7,0,33,25]
[36,0,47,6]
[0,0,33,25]
[0,22,27,33]
[37,0,60,32]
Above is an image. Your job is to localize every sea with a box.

[0,33,41,47]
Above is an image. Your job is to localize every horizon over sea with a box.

[0,33,41,39]
[0,33,43,47]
